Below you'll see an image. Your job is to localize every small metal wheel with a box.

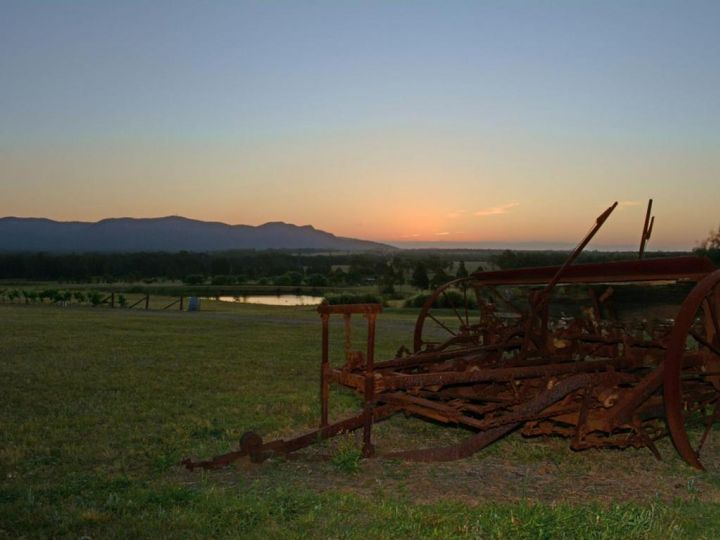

[664,269,720,470]
[413,277,524,353]
[240,431,264,462]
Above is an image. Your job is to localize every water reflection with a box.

[210,294,324,306]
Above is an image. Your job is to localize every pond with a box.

[207,294,325,306]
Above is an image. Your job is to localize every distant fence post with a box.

[110,292,115,308]
[145,293,150,310]
[179,296,184,311]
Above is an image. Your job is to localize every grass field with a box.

[2,303,720,538]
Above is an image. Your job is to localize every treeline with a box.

[693,247,720,266]
[0,248,698,287]
[0,251,457,287]
[491,249,694,269]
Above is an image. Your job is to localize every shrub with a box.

[21,290,38,304]
[272,271,303,286]
[404,289,477,309]
[331,440,362,474]
[305,273,329,287]
[324,292,384,306]
[211,275,235,286]
[183,274,205,285]
[39,289,62,303]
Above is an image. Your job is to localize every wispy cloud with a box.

[400,233,421,238]
[447,209,467,219]
[619,200,641,207]
[474,202,519,217]
[435,231,450,236]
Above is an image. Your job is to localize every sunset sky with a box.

[1,1,718,249]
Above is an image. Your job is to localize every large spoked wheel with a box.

[413,278,524,353]
[664,269,720,470]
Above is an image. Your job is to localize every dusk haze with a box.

[2,1,719,250]
[4,2,720,538]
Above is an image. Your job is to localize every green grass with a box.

[1,303,719,538]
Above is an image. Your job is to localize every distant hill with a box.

[0,216,394,252]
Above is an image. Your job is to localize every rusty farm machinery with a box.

[184,201,720,471]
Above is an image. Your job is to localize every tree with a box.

[411,263,430,290]
[211,275,235,286]
[183,274,205,285]
[430,268,450,289]
[390,258,406,285]
[700,225,720,250]
[306,273,329,287]
[695,225,720,266]
[456,261,469,280]
[274,271,303,286]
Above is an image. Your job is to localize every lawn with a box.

[1,303,719,539]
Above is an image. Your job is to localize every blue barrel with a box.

[188,296,200,312]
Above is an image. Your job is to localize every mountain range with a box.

[0,216,393,252]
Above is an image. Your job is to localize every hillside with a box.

[0,216,393,252]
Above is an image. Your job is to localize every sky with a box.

[1,1,719,250]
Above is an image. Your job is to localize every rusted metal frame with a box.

[327,368,365,392]
[380,358,623,392]
[272,403,397,459]
[462,285,470,328]
[468,256,715,287]
[467,403,582,432]
[317,303,383,315]
[689,329,720,357]
[541,202,619,299]
[555,428,658,450]
[384,393,578,433]
[703,292,720,345]
[383,372,615,462]
[588,287,602,328]
[343,313,352,363]
[485,285,523,315]
[638,199,654,259]
[704,286,720,390]
[603,363,666,431]
[374,343,499,370]
[414,277,480,351]
[425,334,486,353]
[570,385,594,449]
[663,269,720,470]
[445,398,516,416]
[440,289,467,330]
[539,300,551,355]
[384,392,462,416]
[631,422,663,461]
[183,405,400,470]
[697,401,720,452]
[362,311,378,457]
[320,312,330,428]
[426,311,458,337]
[374,339,526,372]
[518,203,618,360]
